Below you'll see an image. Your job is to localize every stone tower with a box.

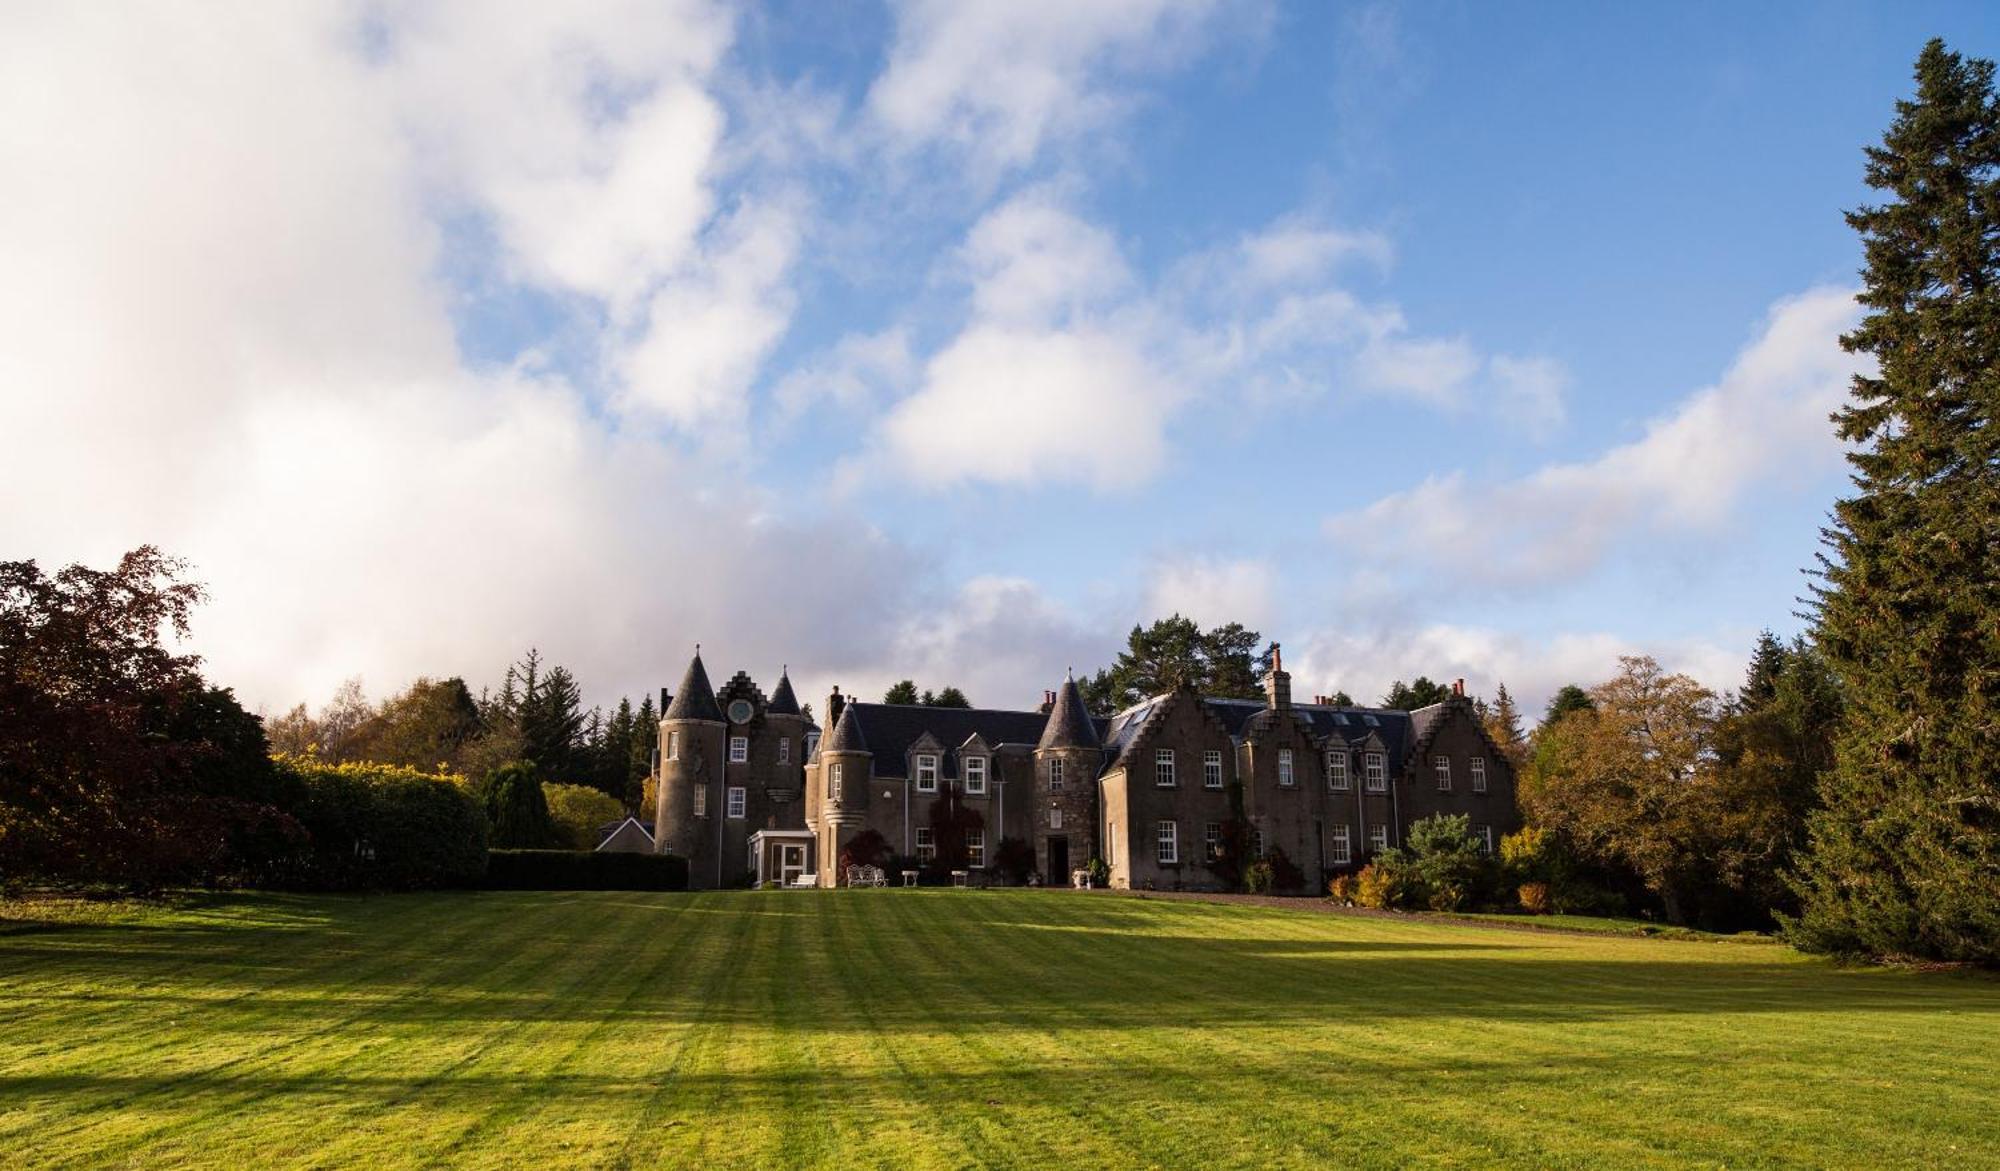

[1033,672,1103,883]
[815,694,872,886]
[656,649,726,886]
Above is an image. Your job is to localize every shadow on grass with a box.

[4,891,1996,1039]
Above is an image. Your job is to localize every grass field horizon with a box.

[2,889,1995,1168]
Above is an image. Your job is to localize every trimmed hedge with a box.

[484,849,689,891]
[268,757,488,891]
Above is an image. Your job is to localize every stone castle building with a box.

[652,647,1520,891]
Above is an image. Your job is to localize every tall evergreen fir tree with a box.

[628,693,657,812]
[1738,630,1789,714]
[1482,682,1529,773]
[1788,40,2000,963]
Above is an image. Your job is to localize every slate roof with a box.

[767,670,801,716]
[822,699,870,754]
[1036,675,1101,750]
[1101,694,1418,766]
[845,703,1110,779]
[664,653,724,723]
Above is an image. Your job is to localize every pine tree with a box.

[1483,682,1529,773]
[1381,677,1452,710]
[884,680,919,704]
[1542,685,1594,728]
[628,694,657,812]
[1738,630,1789,714]
[1788,40,2000,963]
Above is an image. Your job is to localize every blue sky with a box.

[4,1,1994,718]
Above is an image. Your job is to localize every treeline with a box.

[266,649,658,814]
[0,548,667,891]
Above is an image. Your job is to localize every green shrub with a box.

[542,782,625,849]
[483,849,689,891]
[1243,860,1276,894]
[273,756,487,891]
[1405,813,1499,911]
[1085,857,1110,887]
[482,761,556,848]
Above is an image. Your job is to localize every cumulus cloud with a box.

[1145,557,1277,632]
[0,2,973,713]
[1290,622,1748,722]
[857,193,1561,489]
[868,0,1257,174]
[1325,286,1865,586]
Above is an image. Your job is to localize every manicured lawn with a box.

[0,891,1994,1169]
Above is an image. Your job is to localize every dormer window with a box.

[1365,752,1386,791]
[964,755,988,795]
[916,754,938,793]
[1327,753,1349,791]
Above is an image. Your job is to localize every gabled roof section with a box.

[1203,698,1417,763]
[767,669,801,716]
[1036,674,1101,751]
[822,699,870,754]
[664,651,724,723]
[843,703,1102,779]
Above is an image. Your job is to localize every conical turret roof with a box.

[767,668,801,716]
[1037,673,1101,751]
[822,698,869,753]
[663,650,724,723]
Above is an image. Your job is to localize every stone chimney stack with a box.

[826,686,845,733]
[1264,643,1291,711]
[1453,678,1465,698]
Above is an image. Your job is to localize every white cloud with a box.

[1489,353,1570,438]
[1325,286,1865,586]
[772,327,917,422]
[881,577,1111,707]
[878,325,1183,491]
[616,198,800,438]
[1145,558,1277,632]
[1291,622,1747,723]
[867,0,1252,174]
[0,2,956,714]
[960,187,1132,325]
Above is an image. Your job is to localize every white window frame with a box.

[914,826,935,863]
[666,730,680,761]
[1252,827,1264,858]
[1155,748,1176,787]
[777,737,790,764]
[1477,825,1494,855]
[1434,754,1452,791]
[1327,753,1349,791]
[726,786,746,819]
[1156,820,1179,865]
[1278,748,1295,787]
[1050,806,1064,830]
[829,762,843,802]
[1205,821,1222,861]
[1048,756,1065,790]
[964,755,988,795]
[915,754,938,793]
[1369,824,1389,853]
[966,829,986,868]
[1471,757,1487,793]
[1365,752,1387,792]
[692,785,707,817]
[1331,825,1352,865]
[729,736,748,764]
[1203,750,1224,789]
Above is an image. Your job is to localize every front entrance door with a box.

[780,844,806,886]
[1047,835,1069,883]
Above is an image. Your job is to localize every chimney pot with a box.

[1453,678,1465,697]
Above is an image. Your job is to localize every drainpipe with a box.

[1389,760,1402,849]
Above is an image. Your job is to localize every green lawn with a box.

[1,891,1994,1169]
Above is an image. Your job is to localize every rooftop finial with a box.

[694,641,701,657]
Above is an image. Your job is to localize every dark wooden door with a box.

[1047,835,1069,881]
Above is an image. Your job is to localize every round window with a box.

[727,699,755,725]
